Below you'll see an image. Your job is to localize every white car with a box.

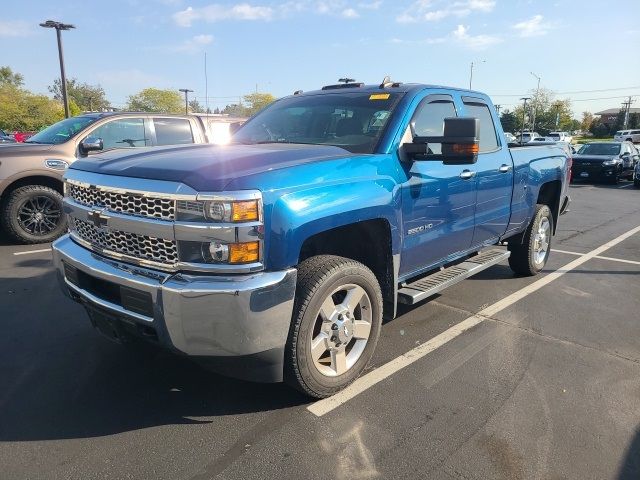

[517,131,540,143]
[504,132,517,143]
[549,131,573,143]
[614,129,640,143]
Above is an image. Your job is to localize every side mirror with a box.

[79,136,103,157]
[402,117,480,165]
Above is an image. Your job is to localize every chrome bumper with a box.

[52,234,297,382]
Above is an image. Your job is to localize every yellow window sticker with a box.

[369,93,390,100]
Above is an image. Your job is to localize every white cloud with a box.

[512,14,552,37]
[452,24,501,49]
[358,0,383,9]
[0,20,32,37]
[172,34,214,53]
[342,8,360,18]
[173,4,273,26]
[396,0,495,23]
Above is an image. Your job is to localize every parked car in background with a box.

[614,129,640,143]
[504,132,517,143]
[517,131,540,143]
[549,131,573,143]
[634,158,640,188]
[0,129,16,143]
[529,136,554,143]
[572,141,639,183]
[0,112,239,243]
[12,131,36,143]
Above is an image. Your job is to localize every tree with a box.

[126,88,183,113]
[629,113,640,129]
[499,110,518,133]
[0,66,24,87]
[49,78,110,112]
[188,99,205,113]
[221,92,276,117]
[580,112,594,133]
[0,84,64,131]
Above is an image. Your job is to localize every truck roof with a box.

[292,83,489,98]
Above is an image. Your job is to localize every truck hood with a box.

[70,143,355,191]
[0,143,56,156]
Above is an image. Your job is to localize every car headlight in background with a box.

[602,159,618,166]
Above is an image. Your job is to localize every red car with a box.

[12,131,36,143]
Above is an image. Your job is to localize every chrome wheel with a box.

[17,195,61,236]
[309,284,373,377]
[533,216,550,266]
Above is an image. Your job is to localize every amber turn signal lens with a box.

[231,200,259,222]
[229,241,260,263]
[451,143,479,155]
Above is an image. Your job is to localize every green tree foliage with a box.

[511,89,579,134]
[188,99,205,113]
[126,88,183,113]
[0,84,64,131]
[222,92,276,117]
[0,66,24,87]
[49,78,110,112]
[580,112,594,133]
[589,119,609,137]
[499,110,518,133]
[629,113,640,129]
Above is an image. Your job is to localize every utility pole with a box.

[179,88,193,115]
[495,104,502,115]
[621,96,634,129]
[469,60,485,90]
[520,97,531,144]
[39,20,75,118]
[530,72,541,134]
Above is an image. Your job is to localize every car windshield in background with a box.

[578,143,621,156]
[25,116,97,145]
[232,92,403,154]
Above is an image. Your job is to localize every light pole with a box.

[179,88,193,114]
[530,71,541,133]
[520,97,531,144]
[39,20,75,118]
[469,60,485,90]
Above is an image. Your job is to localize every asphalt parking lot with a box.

[1,180,639,480]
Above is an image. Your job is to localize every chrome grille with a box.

[71,218,178,265]
[68,183,175,221]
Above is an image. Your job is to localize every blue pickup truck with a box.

[52,80,571,398]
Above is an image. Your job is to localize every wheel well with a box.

[537,180,561,233]
[299,219,395,320]
[1,176,64,201]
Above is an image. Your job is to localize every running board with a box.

[397,249,510,305]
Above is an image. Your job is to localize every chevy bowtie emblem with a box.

[87,209,109,228]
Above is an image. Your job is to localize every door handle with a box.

[498,164,512,173]
[459,169,476,180]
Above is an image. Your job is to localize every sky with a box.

[2,0,640,117]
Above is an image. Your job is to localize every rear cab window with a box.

[153,118,194,146]
[462,98,499,152]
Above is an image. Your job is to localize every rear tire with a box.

[634,179,640,188]
[0,185,66,244]
[284,255,383,398]
[508,204,553,276]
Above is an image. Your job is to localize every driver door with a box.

[79,117,150,154]
[399,94,477,278]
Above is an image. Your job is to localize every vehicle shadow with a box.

[617,425,640,479]
[0,268,308,442]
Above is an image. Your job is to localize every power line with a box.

[491,85,640,97]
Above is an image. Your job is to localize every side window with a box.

[410,98,457,154]
[88,118,148,150]
[463,102,498,152]
[154,118,194,146]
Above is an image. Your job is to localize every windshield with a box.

[26,116,97,145]
[578,143,621,156]
[232,92,403,154]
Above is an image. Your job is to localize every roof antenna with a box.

[379,75,402,88]
[338,77,356,84]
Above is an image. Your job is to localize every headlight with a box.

[177,199,259,223]
[179,240,260,264]
[602,159,618,166]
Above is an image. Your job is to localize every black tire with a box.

[508,204,553,276]
[634,179,640,188]
[284,255,383,398]
[0,185,66,244]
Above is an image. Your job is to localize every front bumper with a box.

[52,235,297,382]
[572,163,620,181]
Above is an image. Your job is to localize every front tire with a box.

[284,255,383,398]
[508,204,553,276]
[0,185,66,244]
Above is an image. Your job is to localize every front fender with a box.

[265,178,402,270]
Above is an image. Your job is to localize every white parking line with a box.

[595,255,640,266]
[13,248,52,256]
[308,224,640,417]
[551,249,583,256]
[618,184,634,189]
